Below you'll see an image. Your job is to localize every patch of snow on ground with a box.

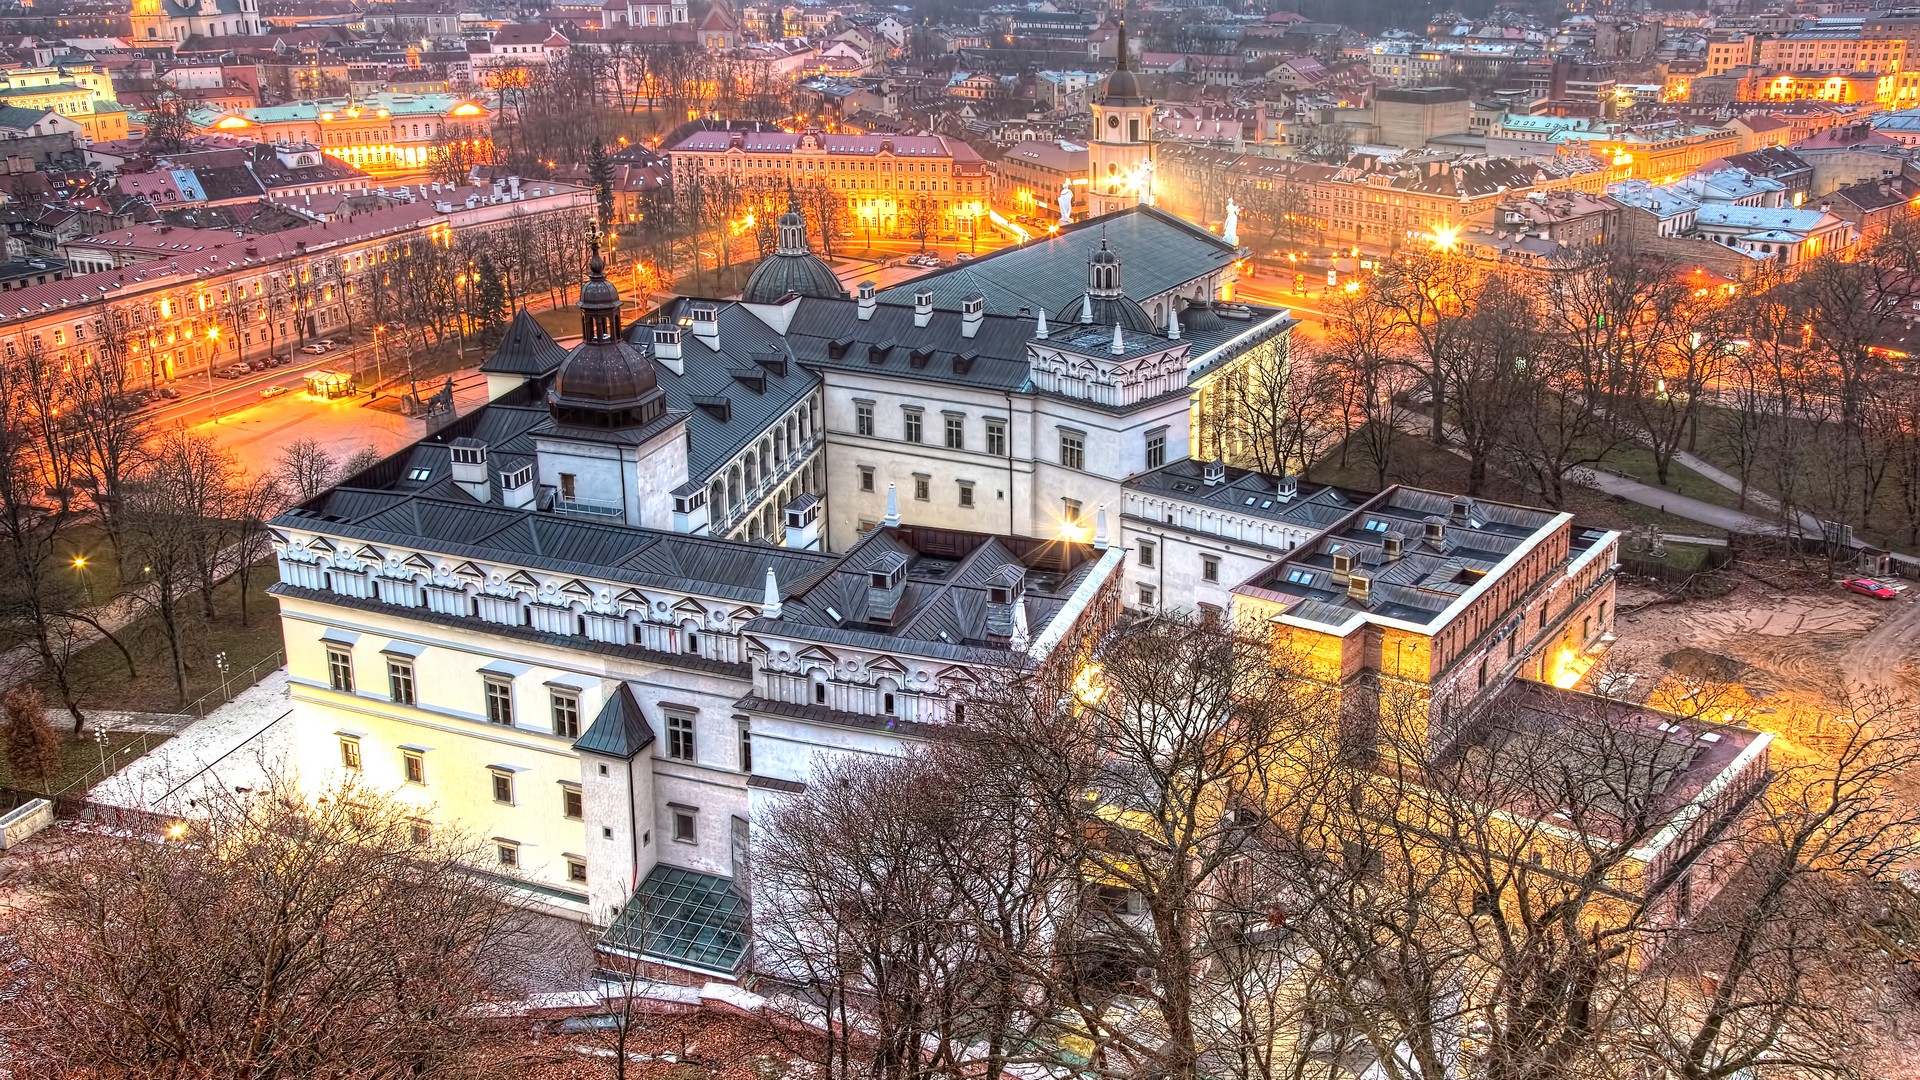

[88,669,296,816]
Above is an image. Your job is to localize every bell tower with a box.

[1088,19,1155,217]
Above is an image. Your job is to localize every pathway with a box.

[87,669,296,816]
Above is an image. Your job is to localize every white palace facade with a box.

[264,203,1604,979]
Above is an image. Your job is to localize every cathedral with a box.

[1087,21,1156,217]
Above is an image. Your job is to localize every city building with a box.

[0,76,126,143]
[0,180,589,386]
[664,129,990,242]
[131,0,263,44]
[191,93,492,175]
[994,139,1087,224]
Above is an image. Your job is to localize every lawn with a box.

[1306,427,1726,539]
[0,727,151,795]
[41,564,287,716]
[0,523,128,655]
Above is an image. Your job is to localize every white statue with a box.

[1059,179,1073,226]
[1222,197,1239,246]
[1137,158,1156,206]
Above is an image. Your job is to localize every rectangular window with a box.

[903,407,923,443]
[1145,428,1166,470]
[490,769,515,805]
[859,465,875,492]
[409,820,432,845]
[666,713,695,762]
[403,750,425,784]
[386,659,415,705]
[483,677,514,726]
[1062,498,1083,525]
[739,726,753,772]
[672,808,697,843]
[1138,539,1156,567]
[914,473,930,501]
[559,473,577,500]
[1059,429,1085,471]
[496,841,519,868]
[856,401,874,436]
[326,646,354,693]
[958,480,975,507]
[338,736,361,770]
[562,783,583,820]
[985,418,1007,456]
[567,858,588,884]
[944,413,964,449]
[551,691,580,738]
[1203,555,1221,583]
[1139,584,1157,607]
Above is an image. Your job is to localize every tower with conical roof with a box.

[1088,18,1154,217]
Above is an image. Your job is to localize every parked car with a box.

[214,366,244,379]
[300,343,330,355]
[313,338,336,349]
[260,384,292,400]
[954,252,973,261]
[270,353,293,367]
[1843,577,1899,599]
[156,386,181,399]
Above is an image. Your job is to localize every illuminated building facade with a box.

[1233,487,1620,759]
[1087,21,1155,218]
[130,0,262,43]
[191,93,493,174]
[0,77,126,143]
[664,129,989,240]
[0,181,588,386]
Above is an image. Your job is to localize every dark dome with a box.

[1178,297,1225,333]
[553,339,658,407]
[742,204,850,305]
[741,249,849,304]
[1059,292,1157,334]
[1102,66,1144,106]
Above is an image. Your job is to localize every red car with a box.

[1843,577,1899,599]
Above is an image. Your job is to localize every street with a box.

[186,366,494,469]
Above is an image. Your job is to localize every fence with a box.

[1618,543,1734,584]
[52,648,285,798]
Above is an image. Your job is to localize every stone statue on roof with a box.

[1223,197,1239,247]
[1059,179,1073,226]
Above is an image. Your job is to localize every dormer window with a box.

[1332,552,1352,576]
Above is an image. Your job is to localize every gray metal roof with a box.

[873,205,1238,317]
[573,682,657,759]
[275,488,839,603]
[479,308,571,377]
[1123,460,1363,534]
[633,299,822,480]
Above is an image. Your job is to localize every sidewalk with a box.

[1575,469,1788,535]
[87,669,295,816]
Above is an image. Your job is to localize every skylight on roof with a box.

[406,467,431,481]
[1364,519,1388,531]
[1286,569,1313,584]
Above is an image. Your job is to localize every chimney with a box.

[651,324,684,374]
[783,493,821,550]
[960,294,984,338]
[913,289,933,328]
[689,302,719,348]
[1202,458,1226,486]
[856,279,876,319]
[1277,474,1299,500]
[449,438,489,502]
[500,461,535,509]
[1450,495,1475,523]
[1382,531,1404,561]
[1347,572,1371,603]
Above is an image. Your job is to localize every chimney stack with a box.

[449,438,490,503]
[856,279,876,320]
[960,294,984,338]
[913,289,933,328]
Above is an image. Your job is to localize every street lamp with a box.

[92,725,108,772]
[215,650,231,702]
[71,553,93,603]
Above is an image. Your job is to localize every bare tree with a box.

[0,775,538,1079]
[120,431,234,703]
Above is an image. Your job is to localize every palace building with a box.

[270,204,1639,980]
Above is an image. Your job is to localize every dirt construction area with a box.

[1602,561,1920,748]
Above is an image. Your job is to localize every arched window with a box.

[680,619,701,655]
[810,668,828,704]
